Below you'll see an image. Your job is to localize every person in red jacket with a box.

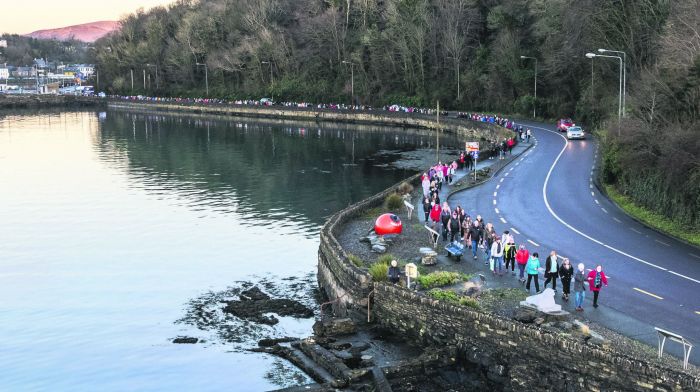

[515,244,530,283]
[587,265,608,308]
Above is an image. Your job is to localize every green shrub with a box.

[369,262,389,282]
[376,254,396,266]
[428,289,480,309]
[397,182,414,195]
[458,296,480,309]
[347,254,363,267]
[417,271,468,289]
[384,193,404,211]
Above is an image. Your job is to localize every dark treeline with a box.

[94,0,698,230]
[0,34,90,66]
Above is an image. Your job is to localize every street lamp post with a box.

[342,60,354,106]
[598,48,626,117]
[146,63,159,90]
[520,56,538,118]
[586,52,623,135]
[261,61,273,102]
[196,62,208,96]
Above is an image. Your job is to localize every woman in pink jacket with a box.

[587,265,608,308]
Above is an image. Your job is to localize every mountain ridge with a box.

[25,21,120,42]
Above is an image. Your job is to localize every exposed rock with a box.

[172,336,198,344]
[372,244,387,253]
[512,307,537,324]
[258,337,297,347]
[533,317,545,326]
[223,286,314,325]
[313,318,357,337]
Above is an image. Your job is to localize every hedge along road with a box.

[448,119,700,365]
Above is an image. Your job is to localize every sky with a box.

[1,0,175,34]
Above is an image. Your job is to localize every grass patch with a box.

[347,254,363,267]
[427,289,480,309]
[604,184,700,246]
[369,262,389,282]
[376,253,397,266]
[360,207,383,219]
[417,271,470,289]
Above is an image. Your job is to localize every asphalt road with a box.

[450,119,700,365]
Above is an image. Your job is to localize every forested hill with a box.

[95,0,698,231]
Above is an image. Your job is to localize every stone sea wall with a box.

[312,124,700,390]
[106,100,508,141]
[0,95,104,109]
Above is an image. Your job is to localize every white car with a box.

[566,126,585,140]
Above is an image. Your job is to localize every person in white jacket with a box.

[490,236,504,275]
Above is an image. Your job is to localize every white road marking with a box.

[496,184,500,190]
[527,239,540,247]
[511,228,520,235]
[695,311,700,316]
[500,178,504,183]
[515,162,520,166]
[493,200,497,205]
[590,184,593,189]
[591,191,595,196]
[594,199,600,205]
[535,125,671,273]
[520,158,525,162]
[630,228,642,234]
[500,217,507,224]
[613,217,622,223]
[495,208,500,214]
[601,208,608,213]
[504,172,510,176]
[668,271,700,284]
[633,287,664,300]
[493,192,497,197]
[655,239,670,247]
[689,253,700,260]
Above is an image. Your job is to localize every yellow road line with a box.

[633,287,664,300]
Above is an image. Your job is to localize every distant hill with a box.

[25,21,120,42]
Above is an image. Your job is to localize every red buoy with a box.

[375,213,402,235]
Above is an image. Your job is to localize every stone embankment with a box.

[107,100,509,142]
[316,133,700,390]
[0,95,104,109]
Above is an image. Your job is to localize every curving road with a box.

[450,119,700,365]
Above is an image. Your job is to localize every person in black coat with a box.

[387,259,401,284]
[422,197,431,222]
[544,251,560,291]
[558,258,574,301]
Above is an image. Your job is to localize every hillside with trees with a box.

[93,0,698,233]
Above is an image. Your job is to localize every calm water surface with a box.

[0,109,453,391]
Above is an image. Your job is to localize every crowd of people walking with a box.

[417,130,609,311]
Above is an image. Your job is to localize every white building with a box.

[67,64,95,78]
[0,68,9,80]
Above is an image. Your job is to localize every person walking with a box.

[587,265,608,308]
[468,221,482,260]
[490,236,504,275]
[503,230,516,276]
[483,222,496,265]
[544,251,560,292]
[515,245,529,282]
[574,263,587,311]
[525,252,541,293]
[526,128,532,142]
[448,211,461,242]
[422,197,431,223]
[440,203,451,241]
[558,258,573,301]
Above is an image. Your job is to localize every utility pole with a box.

[436,101,440,163]
[143,69,146,90]
[130,69,134,92]
[342,60,354,105]
[196,62,208,96]
[262,61,274,102]
[520,56,538,118]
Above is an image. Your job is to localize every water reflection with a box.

[0,109,459,391]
